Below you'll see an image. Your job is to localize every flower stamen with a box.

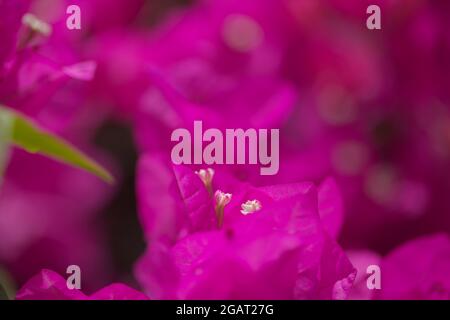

[19,13,52,49]
[195,168,215,196]
[240,199,262,215]
[214,190,232,228]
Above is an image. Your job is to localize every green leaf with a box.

[0,109,12,185]
[0,106,114,184]
[0,283,9,300]
[0,267,15,300]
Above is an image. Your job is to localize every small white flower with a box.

[240,199,262,215]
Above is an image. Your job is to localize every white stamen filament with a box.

[195,168,215,196]
[214,190,232,228]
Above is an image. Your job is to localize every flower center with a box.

[195,168,214,196]
[214,190,232,228]
[240,200,262,215]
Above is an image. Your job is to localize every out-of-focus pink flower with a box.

[144,0,294,102]
[0,1,31,74]
[135,157,355,299]
[0,148,115,289]
[0,9,99,132]
[90,0,299,123]
[16,269,148,300]
[29,0,146,36]
[374,234,450,300]
[89,32,154,119]
[87,0,450,256]
[0,4,117,290]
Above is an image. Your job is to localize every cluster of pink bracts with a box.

[1,0,450,300]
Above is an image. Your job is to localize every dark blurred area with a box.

[94,121,145,284]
